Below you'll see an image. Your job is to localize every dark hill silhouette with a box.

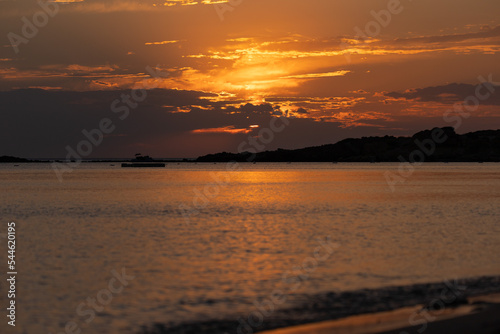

[0,156,31,163]
[196,127,500,162]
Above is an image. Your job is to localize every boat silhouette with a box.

[121,154,165,168]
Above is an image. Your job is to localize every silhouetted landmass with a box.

[0,155,32,163]
[196,127,500,162]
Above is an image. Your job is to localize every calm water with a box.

[1,163,500,333]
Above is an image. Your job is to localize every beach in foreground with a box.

[259,293,500,334]
[140,276,500,333]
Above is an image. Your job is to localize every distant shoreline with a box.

[0,156,191,163]
[3,127,500,163]
[2,160,500,164]
[195,127,500,163]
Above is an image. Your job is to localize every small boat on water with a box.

[121,154,165,168]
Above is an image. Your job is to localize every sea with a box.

[1,162,499,334]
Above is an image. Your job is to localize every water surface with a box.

[1,163,499,333]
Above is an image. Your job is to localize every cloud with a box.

[343,25,500,57]
[191,126,253,134]
[0,64,150,91]
[0,88,393,158]
[281,70,350,80]
[386,83,500,105]
[187,26,500,67]
[224,103,275,115]
[145,40,181,46]
[391,26,500,46]
[2,86,499,158]
[0,0,236,17]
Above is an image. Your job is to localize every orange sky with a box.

[1,0,499,158]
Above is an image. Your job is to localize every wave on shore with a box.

[139,275,500,334]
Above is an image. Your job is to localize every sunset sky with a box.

[1,0,499,158]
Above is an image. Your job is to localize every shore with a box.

[139,277,500,333]
[258,293,500,334]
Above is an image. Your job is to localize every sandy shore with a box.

[258,293,500,334]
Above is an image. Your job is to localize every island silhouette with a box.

[195,127,500,163]
[2,127,499,163]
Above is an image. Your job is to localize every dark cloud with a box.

[391,25,500,45]
[2,85,499,159]
[224,103,275,115]
[0,88,378,158]
[386,83,500,105]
